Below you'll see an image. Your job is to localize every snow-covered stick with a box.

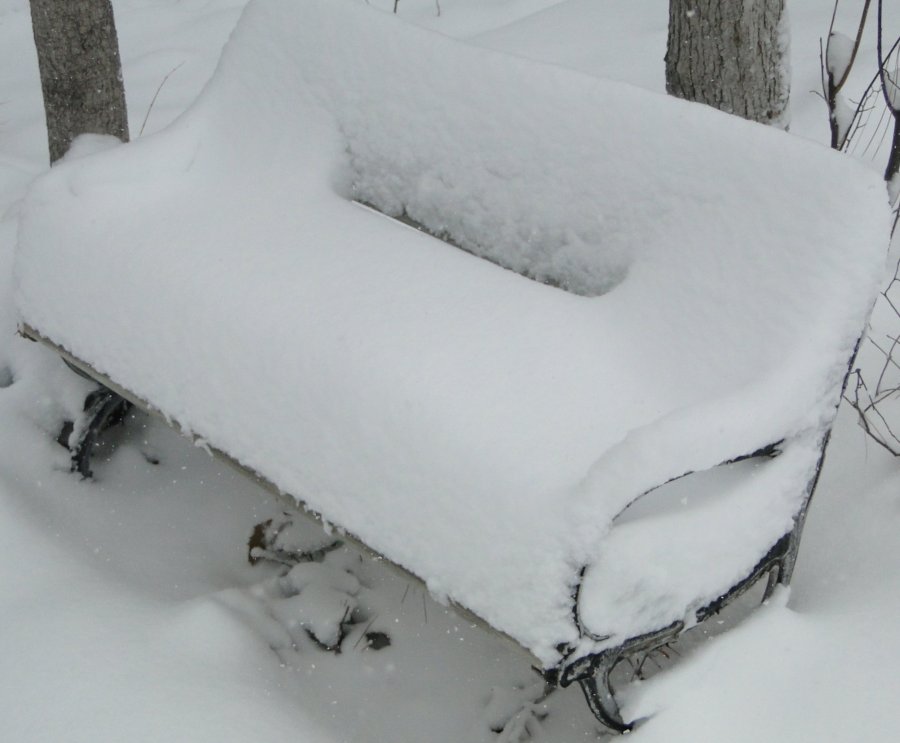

[876,0,900,199]
[821,0,872,150]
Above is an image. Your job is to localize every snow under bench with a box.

[15,0,889,732]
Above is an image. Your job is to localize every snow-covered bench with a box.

[15,0,888,731]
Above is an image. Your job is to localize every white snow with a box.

[576,445,813,646]
[2,0,900,741]
[13,0,889,666]
[826,30,856,83]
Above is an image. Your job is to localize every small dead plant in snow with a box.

[823,1,900,448]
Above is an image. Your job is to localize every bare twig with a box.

[139,62,184,137]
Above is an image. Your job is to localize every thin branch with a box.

[877,0,900,115]
[139,62,184,137]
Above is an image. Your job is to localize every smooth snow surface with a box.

[14,0,888,666]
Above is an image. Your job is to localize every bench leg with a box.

[762,515,808,602]
[762,559,785,602]
[578,662,631,733]
[69,386,132,478]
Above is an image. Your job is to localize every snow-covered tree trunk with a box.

[665,0,790,126]
[29,0,129,163]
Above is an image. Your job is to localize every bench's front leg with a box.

[578,661,631,733]
[68,386,132,478]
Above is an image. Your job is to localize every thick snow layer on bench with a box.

[15,0,887,665]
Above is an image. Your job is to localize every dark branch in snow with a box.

[876,0,900,193]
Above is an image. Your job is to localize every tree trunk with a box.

[665,0,789,126]
[29,0,129,163]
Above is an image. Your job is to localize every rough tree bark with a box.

[665,0,790,126]
[29,0,129,163]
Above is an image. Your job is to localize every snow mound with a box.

[14,0,888,666]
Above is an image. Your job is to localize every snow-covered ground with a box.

[2,1,899,741]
